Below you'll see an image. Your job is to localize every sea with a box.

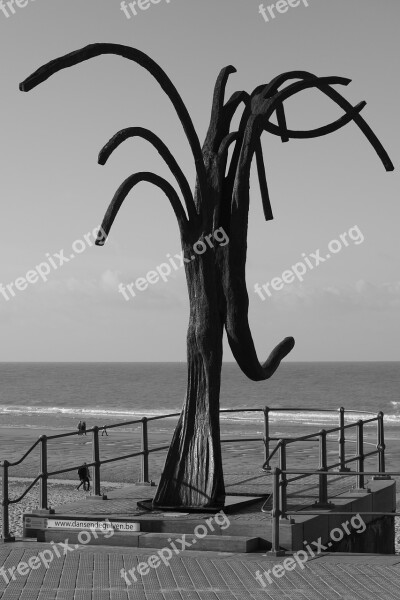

[0,362,399,476]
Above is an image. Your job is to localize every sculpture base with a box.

[138,495,264,514]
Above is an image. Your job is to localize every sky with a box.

[0,0,398,361]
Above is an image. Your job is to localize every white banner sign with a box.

[24,517,140,532]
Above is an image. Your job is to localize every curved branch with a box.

[260,72,394,171]
[99,127,197,222]
[218,131,239,159]
[227,318,295,381]
[263,101,367,139]
[222,91,250,133]
[224,132,294,380]
[222,71,393,381]
[19,43,209,200]
[229,80,356,219]
[199,66,238,223]
[212,66,237,114]
[223,112,297,379]
[225,83,281,191]
[204,65,237,152]
[316,84,394,171]
[255,77,352,115]
[275,102,289,143]
[226,74,393,227]
[95,172,187,245]
[255,140,273,221]
[261,70,318,98]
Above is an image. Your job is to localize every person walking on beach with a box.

[77,420,83,435]
[77,463,91,491]
[101,425,108,436]
[81,421,87,435]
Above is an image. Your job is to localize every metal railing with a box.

[262,410,392,555]
[0,406,387,543]
[1,408,267,541]
[263,411,385,516]
[269,468,396,556]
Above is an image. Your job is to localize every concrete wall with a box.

[330,515,395,554]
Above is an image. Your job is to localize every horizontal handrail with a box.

[265,408,376,414]
[269,436,320,441]
[284,448,381,480]
[284,511,399,516]
[42,413,182,441]
[44,462,95,478]
[148,445,170,455]
[3,409,380,461]
[145,412,180,422]
[219,408,264,413]
[97,452,145,467]
[262,442,283,468]
[8,475,42,505]
[222,437,263,443]
[7,439,42,468]
[283,469,395,476]
[277,419,379,445]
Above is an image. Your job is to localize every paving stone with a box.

[1,543,400,599]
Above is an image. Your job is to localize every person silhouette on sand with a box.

[77,463,90,491]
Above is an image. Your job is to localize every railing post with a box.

[92,426,101,496]
[1,460,14,542]
[279,440,287,518]
[263,407,271,470]
[269,467,285,556]
[314,429,332,507]
[39,435,48,510]
[140,417,150,484]
[373,412,390,480]
[378,411,385,473]
[356,420,365,490]
[338,407,350,472]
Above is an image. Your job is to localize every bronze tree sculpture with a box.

[20,44,394,509]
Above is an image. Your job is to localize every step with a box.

[24,511,267,538]
[138,532,261,553]
[37,529,261,553]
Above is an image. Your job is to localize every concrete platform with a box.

[23,475,396,553]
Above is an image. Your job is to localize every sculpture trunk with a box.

[154,245,226,507]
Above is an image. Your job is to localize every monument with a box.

[20,44,394,510]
